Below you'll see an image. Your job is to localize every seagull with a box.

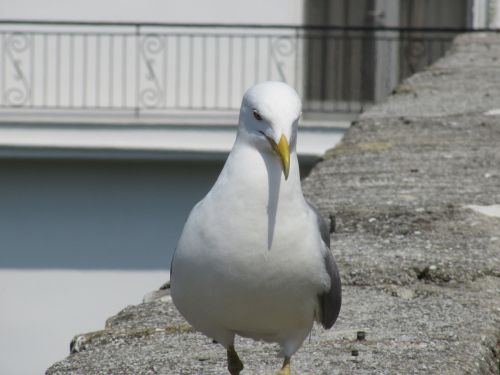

[170,81,341,375]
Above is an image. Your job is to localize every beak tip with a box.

[277,135,291,181]
[283,164,290,180]
[269,134,291,180]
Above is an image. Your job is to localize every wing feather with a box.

[307,201,342,329]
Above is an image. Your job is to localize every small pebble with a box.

[356,331,366,341]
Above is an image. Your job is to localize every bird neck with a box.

[208,137,307,249]
[213,137,305,205]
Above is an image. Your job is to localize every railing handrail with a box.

[0,19,499,33]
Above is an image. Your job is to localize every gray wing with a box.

[307,201,342,329]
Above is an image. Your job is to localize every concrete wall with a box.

[0,159,223,270]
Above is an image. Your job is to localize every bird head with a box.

[238,81,302,180]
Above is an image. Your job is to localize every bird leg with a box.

[227,344,244,375]
[276,356,291,375]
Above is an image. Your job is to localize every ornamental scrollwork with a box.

[269,35,297,83]
[403,38,427,75]
[138,33,165,108]
[3,32,32,107]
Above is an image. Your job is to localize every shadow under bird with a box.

[170,81,341,375]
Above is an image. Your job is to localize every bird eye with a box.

[253,110,262,121]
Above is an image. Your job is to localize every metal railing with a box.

[0,20,462,116]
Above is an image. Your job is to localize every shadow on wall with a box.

[0,159,223,270]
[0,157,317,270]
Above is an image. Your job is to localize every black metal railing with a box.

[0,20,462,116]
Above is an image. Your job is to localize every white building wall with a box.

[471,0,500,27]
[0,0,305,25]
[491,0,500,27]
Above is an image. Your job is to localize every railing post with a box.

[294,28,300,92]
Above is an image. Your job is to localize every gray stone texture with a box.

[47,33,500,374]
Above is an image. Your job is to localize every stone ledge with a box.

[47,279,500,375]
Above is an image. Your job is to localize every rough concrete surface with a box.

[47,33,500,374]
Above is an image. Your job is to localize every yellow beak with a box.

[270,135,290,180]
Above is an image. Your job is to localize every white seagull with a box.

[170,81,341,375]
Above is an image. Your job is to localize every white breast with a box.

[170,140,330,354]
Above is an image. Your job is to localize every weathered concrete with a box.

[47,33,500,374]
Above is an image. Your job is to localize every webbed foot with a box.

[276,356,291,375]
